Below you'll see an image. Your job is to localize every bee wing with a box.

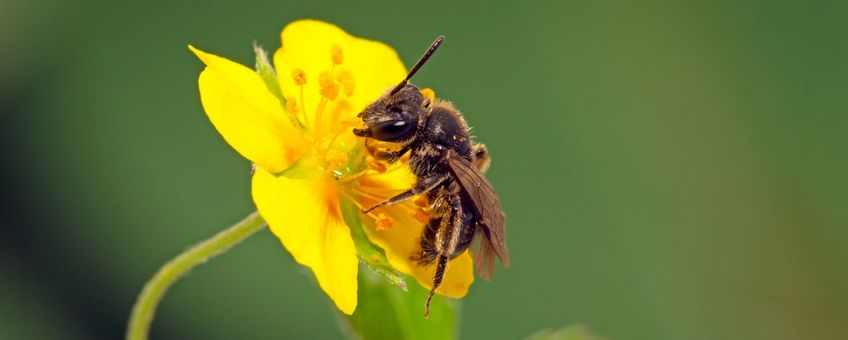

[445,151,510,277]
[471,227,497,280]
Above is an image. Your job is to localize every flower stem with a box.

[126,211,266,340]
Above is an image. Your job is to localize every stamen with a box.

[336,70,356,97]
[291,68,307,85]
[326,151,349,169]
[318,71,340,100]
[331,44,344,65]
[285,96,299,116]
[335,169,369,184]
[411,208,430,224]
[321,118,358,157]
[374,213,394,230]
[293,69,307,129]
[315,71,339,141]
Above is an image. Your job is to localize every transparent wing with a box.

[471,227,497,280]
[445,151,510,274]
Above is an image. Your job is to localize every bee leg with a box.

[366,139,409,164]
[472,143,491,173]
[425,194,462,318]
[361,173,446,214]
[424,255,448,318]
[371,147,409,164]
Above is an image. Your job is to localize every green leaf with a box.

[253,42,284,103]
[339,198,407,290]
[253,42,303,129]
[342,269,459,340]
[523,325,606,340]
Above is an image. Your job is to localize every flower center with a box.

[284,44,362,176]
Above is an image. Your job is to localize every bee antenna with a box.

[424,255,449,318]
[391,35,445,95]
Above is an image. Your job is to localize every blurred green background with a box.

[2,0,847,339]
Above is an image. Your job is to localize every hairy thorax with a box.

[408,102,473,178]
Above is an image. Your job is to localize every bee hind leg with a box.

[424,193,462,318]
[361,173,446,214]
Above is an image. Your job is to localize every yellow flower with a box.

[189,20,474,314]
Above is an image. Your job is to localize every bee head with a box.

[353,84,429,142]
[352,35,444,143]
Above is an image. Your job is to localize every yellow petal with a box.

[190,45,306,174]
[355,167,474,298]
[273,20,407,125]
[252,168,358,314]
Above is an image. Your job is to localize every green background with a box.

[2,0,847,339]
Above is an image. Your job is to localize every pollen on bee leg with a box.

[420,88,436,102]
[375,213,394,230]
[331,44,344,65]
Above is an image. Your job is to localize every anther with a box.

[318,71,340,100]
[331,44,344,65]
[336,70,356,97]
[291,68,307,85]
[285,96,299,115]
[375,213,394,230]
[411,208,430,224]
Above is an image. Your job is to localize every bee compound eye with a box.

[373,120,414,141]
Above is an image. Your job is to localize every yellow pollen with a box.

[420,87,436,102]
[414,195,429,207]
[369,254,381,262]
[366,156,387,173]
[318,71,340,100]
[291,68,307,85]
[331,44,344,65]
[285,96,299,115]
[375,213,394,230]
[336,70,356,97]
[412,208,431,224]
[326,151,349,169]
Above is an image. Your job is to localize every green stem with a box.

[126,211,266,340]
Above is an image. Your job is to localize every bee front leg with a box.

[361,173,446,214]
[365,140,409,164]
[371,147,408,164]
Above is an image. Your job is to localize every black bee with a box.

[353,36,509,317]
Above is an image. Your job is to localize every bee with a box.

[353,36,509,317]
